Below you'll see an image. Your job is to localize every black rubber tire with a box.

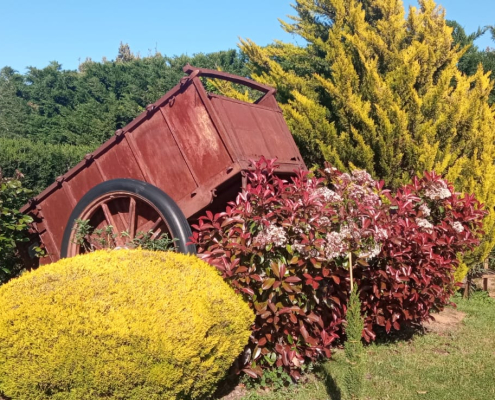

[60,179,196,257]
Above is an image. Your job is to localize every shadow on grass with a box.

[211,371,242,399]
[324,372,342,400]
[372,323,425,345]
[315,363,342,400]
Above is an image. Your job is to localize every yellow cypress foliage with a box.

[0,249,253,400]
[237,0,495,279]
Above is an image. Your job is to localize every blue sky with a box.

[1,0,493,72]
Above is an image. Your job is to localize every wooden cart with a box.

[20,65,305,265]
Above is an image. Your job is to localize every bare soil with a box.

[426,307,466,334]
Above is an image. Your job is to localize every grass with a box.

[237,292,495,400]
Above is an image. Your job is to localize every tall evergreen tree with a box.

[234,0,495,279]
[447,20,495,104]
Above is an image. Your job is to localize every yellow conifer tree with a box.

[236,0,495,280]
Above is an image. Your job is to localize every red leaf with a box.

[262,278,276,290]
[285,276,301,283]
[242,368,259,379]
[330,296,341,306]
[241,288,254,296]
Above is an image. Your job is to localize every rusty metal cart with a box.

[20,65,305,265]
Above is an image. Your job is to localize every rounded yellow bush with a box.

[0,249,253,400]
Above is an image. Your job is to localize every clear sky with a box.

[0,0,493,72]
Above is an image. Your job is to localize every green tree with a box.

[447,20,495,104]
[0,67,33,138]
[0,47,248,147]
[235,0,495,280]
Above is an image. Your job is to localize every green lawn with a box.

[238,292,495,400]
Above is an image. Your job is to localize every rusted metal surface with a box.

[21,65,306,264]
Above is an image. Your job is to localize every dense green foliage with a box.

[0,249,253,400]
[0,171,32,283]
[0,46,248,193]
[0,47,248,146]
[0,137,93,194]
[343,286,366,400]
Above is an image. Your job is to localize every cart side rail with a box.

[182,64,277,106]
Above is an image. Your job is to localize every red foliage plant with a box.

[356,172,486,341]
[191,158,485,378]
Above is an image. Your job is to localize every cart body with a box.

[20,65,305,265]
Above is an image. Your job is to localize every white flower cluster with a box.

[339,173,353,185]
[340,225,353,239]
[351,169,374,186]
[313,187,342,203]
[255,224,287,247]
[317,216,331,226]
[348,184,380,206]
[374,227,388,241]
[292,241,319,258]
[291,241,306,254]
[293,226,305,235]
[424,180,451,200]
[359,244,381,260]
[451,221,464,233]
[416,218,434,233]
[324,231,349,260]
[419,203,431,217]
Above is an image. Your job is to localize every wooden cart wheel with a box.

[61,179,196,257]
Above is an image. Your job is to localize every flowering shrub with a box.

[191,159,485,377]
[356,172,485,341]
[191,158,390,379]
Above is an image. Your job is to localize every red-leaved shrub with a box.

[191,158,485,378]
[355,172,485,341]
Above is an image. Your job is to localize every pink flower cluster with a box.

[424,180,451,200]
[313,187,342,202]
[255,224,288,247]
[324,231,349,259]
[416,217,434,232]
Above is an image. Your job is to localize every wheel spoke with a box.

[101,203,124,247]
[149,217,163,234]
[128,197,136,240]
[151,227,162,240]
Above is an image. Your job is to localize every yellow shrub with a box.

[454,262,469,284]
[0,249,253,400]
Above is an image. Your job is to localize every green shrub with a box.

[0,169,33,283]
[343,286,366,400]
[0,249,253,400]
[0,137,94,194]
